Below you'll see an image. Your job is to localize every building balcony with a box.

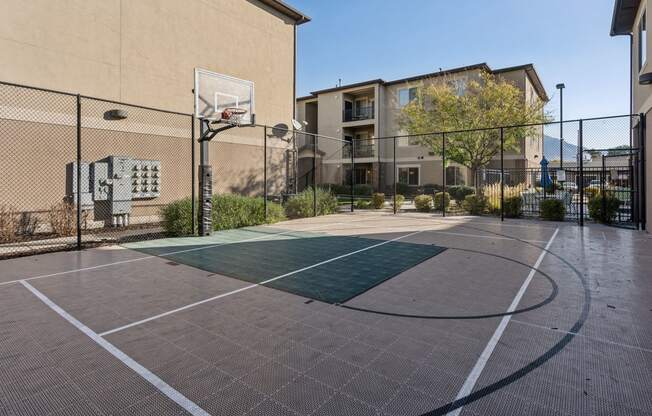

[343,106,375,122]
[343,142,376,158]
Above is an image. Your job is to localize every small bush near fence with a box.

[414,195,433,212]
[588,193,621,224]
[584,187,601,200]
[161,195,286,236]
[0,205,19,243]
[355,199,371,209]
[483,183,525,213]
[392,195,405,210]
[503,196,523,218]
[323,183,373,196]
[540,199,565,221]
[48,201,88,237]
[448,185,475,202]
[462,195,486,215]
[433,192,451,211]
[371,193,385,209]
[286,188,338,218]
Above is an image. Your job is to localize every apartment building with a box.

[611,0,651,228]
[296,63,548,192]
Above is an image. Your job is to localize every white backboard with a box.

[194,68,255,124]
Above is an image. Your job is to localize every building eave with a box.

[610,0,640,36]
[258,0,311,25]
[493,64,550,102]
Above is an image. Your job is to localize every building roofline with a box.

[383,63,491,86]
[297,95,317,101]
[493,64,549,102]
[258,0,311,24]
[299,62,548,102]
[610,0,640,36]
[308,79,385,96]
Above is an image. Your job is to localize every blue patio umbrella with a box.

[540,156,553,189]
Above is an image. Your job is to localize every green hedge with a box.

[160,194,285,236]
[448,185,475,202]
[433,192,451,211]
[392,194,405,210]
[462,195,486,215]
[371,193,385,209]
[540,198,565,221]
[285,187,338,218]
[414,195,432,212]
[322,183,373,196]
[503,196,522,218]
[588,193,621,224]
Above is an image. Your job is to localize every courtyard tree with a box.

[399,72,549,184]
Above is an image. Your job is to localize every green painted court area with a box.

[126,228,446,304]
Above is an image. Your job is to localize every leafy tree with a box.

[399,72,549,184]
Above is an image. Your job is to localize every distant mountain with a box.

[544,135,578,161]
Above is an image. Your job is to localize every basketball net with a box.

[221,107,247,127]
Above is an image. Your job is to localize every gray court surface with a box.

[1,212,651,416]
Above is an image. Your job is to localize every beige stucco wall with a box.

[0,0,296,127]
[629,0,652,229]
[0,0,297,228]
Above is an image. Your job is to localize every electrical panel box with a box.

[91,162,109,201]
[66,155,161,227]
[65,161,93,209]
[132,159,161,199]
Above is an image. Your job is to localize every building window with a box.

[398,87,418,107]
[398,166,419,186]
[640,10,647,71]
[446,166,464,186]
[450,79,467,96]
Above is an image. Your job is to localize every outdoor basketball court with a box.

[1,212,651,415]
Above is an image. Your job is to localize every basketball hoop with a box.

[221,107,248,126]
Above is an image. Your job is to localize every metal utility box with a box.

[65,161,93,209]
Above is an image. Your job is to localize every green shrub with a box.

[371,193,385,209]
[421,184,443,195]
[462,195,486,215]
[503,196,522,218]
[433,192,451,211]
[392,194,405,210]
[540,198,565,221]
[395,183,411,197]
[354,199,371,209]
[584,187,601,201]
[414,195,433,212]
[588,193,621,224]
[322,183,373,196]
[448,185,475,202]
[160,197,195,236]
[160,194,285,236]
[286,187,338,218]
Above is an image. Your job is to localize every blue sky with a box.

[292,0,630,121]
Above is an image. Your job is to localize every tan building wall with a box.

[0,0,305,230]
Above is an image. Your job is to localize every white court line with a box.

[0,218,377,288]
[100,230,425,337]
[446,227,559,416]
[510,319,652,354]
[20,280,210,416]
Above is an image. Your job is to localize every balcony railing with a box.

[343,106,375,122]
[343,142,375,158]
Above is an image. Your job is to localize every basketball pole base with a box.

[198,164,212,236]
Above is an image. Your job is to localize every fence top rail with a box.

[253,123,350,144]
[0,80,193,117]
[350,113,639,142]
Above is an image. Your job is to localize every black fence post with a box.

[601,154,606,220]
[76,94,82,250]
[442,133,446,217]
[500,127,505,222]
[191,116,196,235]
[640,113,647,230]
[351,138,355,212]
[264,126,268,221]
[393,137,397,215]
[313,135,318,217]
[579,119,584,227]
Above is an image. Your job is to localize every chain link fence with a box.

[0,80,646,258]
